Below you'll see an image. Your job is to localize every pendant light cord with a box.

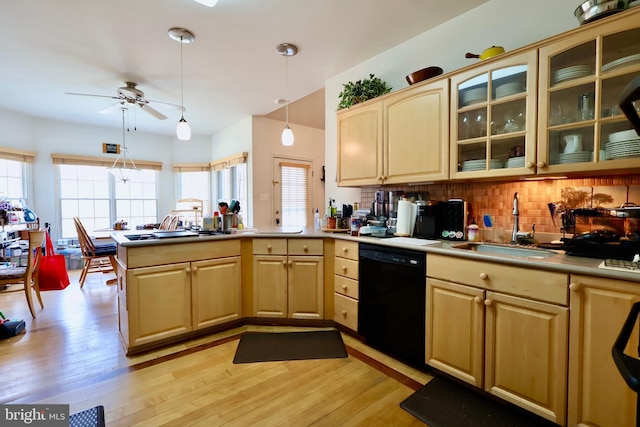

[180,35,185,119]
[285,54,289,125]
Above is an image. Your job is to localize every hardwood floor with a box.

[0,269,432,425]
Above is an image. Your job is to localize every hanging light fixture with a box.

[168,27,195,141]
[193,0,219,6]
[108,108,139,183]
[276,43,298,146]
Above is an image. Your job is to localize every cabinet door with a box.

[253,255,288,318]
[450,50,538,180]
[288,255,324,319]
[537,12,640,175]
[485,291,568,424]
[568,274,640,427]
[426,278,484,388]
[337,102,383,186]
[192,256,242,330]
[384,78,449,183]
[127,262,192,346]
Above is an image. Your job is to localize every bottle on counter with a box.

[468,217,479,242]
[314,208,320,230]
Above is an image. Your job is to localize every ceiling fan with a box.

[65,81,184,120]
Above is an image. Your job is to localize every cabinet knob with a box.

[192,266,198,272]
[474,296,482,304]
[282,260,287,266]
[484,299,493,307]
[526,161,534,169]
[267,245,272,252]
[341,310,347,316]
[288,260,293,266]
[185,267,191,273]
[479,272,488,280]
[537,161,547,168]
[342,284,348,290]
[569,282,581,292]
[303,245,308,252]
[342,247,348,253]
[342,266,347,273]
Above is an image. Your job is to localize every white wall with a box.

[324,0,580,207]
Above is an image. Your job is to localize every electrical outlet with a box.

[259,194,268,201]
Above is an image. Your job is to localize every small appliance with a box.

[441,199,468,241]
[372,190,394,220]
[414,201,443,240]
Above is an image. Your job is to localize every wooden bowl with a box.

[406,66,443,85]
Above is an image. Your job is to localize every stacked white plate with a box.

[603,53,640,72]
[461,159,503,172]
[506,156,526,168]
[495,82,524,99]
[552,65,592,84]
[605,138,640,160]
[557,151,592,164]
[461,87,488,106]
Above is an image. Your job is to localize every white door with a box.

[272,157,312,227]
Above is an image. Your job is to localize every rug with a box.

[400,376,560,427]
[233,329,348,364]
[70,405,105,427]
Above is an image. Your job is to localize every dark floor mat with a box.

[400,377,560,427]
[70,405,105,427]
[233,330,348,364]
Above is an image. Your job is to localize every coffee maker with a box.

[372,190,394,220]
[414,201,443,239]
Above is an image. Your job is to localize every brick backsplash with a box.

[358,176,640,234]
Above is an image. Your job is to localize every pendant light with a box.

[193,0,219,6]
[277,43,298,146]
[168,28,195,141]
[108,108,139,183]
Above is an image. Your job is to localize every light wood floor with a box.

[0,269,432,426]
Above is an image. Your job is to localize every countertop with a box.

[110,227,640,283]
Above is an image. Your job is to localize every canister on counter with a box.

[350,216,361,236]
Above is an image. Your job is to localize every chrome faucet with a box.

[511,192,519,244]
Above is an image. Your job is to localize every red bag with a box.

[37,232,70,291]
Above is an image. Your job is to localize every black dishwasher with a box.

[358,243,427,368]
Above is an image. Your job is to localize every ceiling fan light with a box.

[177,117,192,141]
[193,0,219,6]
[281,125,294,146]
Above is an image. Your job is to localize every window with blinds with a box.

[280,162,310,227]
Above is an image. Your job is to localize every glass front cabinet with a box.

[450,50,538,180]
[538,11,640,175]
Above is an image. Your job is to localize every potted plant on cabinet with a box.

[337,73,392,110]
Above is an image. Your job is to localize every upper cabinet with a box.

[537,10,640,175]
[450,51,538,180]
[337,78,449,186]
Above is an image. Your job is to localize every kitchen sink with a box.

[452,242,559,259]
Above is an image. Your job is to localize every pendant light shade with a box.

[277,43,298,146]
[193,0,219,6]
[168,28,195,141]
[108,108,139,183]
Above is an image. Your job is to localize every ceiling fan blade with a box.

[65,92,119,100]
[98,102,125,114]
[139,104,168,120]
[148,99,185,112]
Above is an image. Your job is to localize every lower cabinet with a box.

[568,274,640,427]
[333,240,359,331]
[192,257,242,330]
[426,254,569,425]
[252,238,324,319]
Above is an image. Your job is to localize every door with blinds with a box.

[272,157,312,227]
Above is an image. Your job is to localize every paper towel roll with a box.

[395,200,417,236]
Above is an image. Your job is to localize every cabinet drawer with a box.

[427,254,568,305]
[288,239,323,256]
[334,293,358,331]
[335,275,359,300]
[335,257,359,281]
[334,240,359,261]
[253,238,287,255]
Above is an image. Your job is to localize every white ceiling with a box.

[0,0,486,137]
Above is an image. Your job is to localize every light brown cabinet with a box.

[426,254,569,425]
[333,240,359,331]
[337,78,449,186]
[568,274,640,427]
[192,256,242,330]
[450,50,538,180]
[252,238,324,319]
[537,11,640,175]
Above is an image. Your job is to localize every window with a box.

[0,159,26,203]
[211,152,248,223]
[178,171,210,214]
[279,161,310,228]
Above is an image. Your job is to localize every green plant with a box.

[337,73,391,110]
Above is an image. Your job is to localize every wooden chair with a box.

[168,215,180,230]
[0,230,45,318]
[158,214,172,230]
[73,217,118,288]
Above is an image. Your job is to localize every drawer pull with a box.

[303,245,308,252]
[569,282,580,292]
[341,310,347,316]
[484,299,493,307]
[342,247,348,253]
[342,284,348,290]
[342,266,348,273]
[474,296,482,304]
[267,245,272,252]
[479,272,488,280]
[185,267,191,273]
